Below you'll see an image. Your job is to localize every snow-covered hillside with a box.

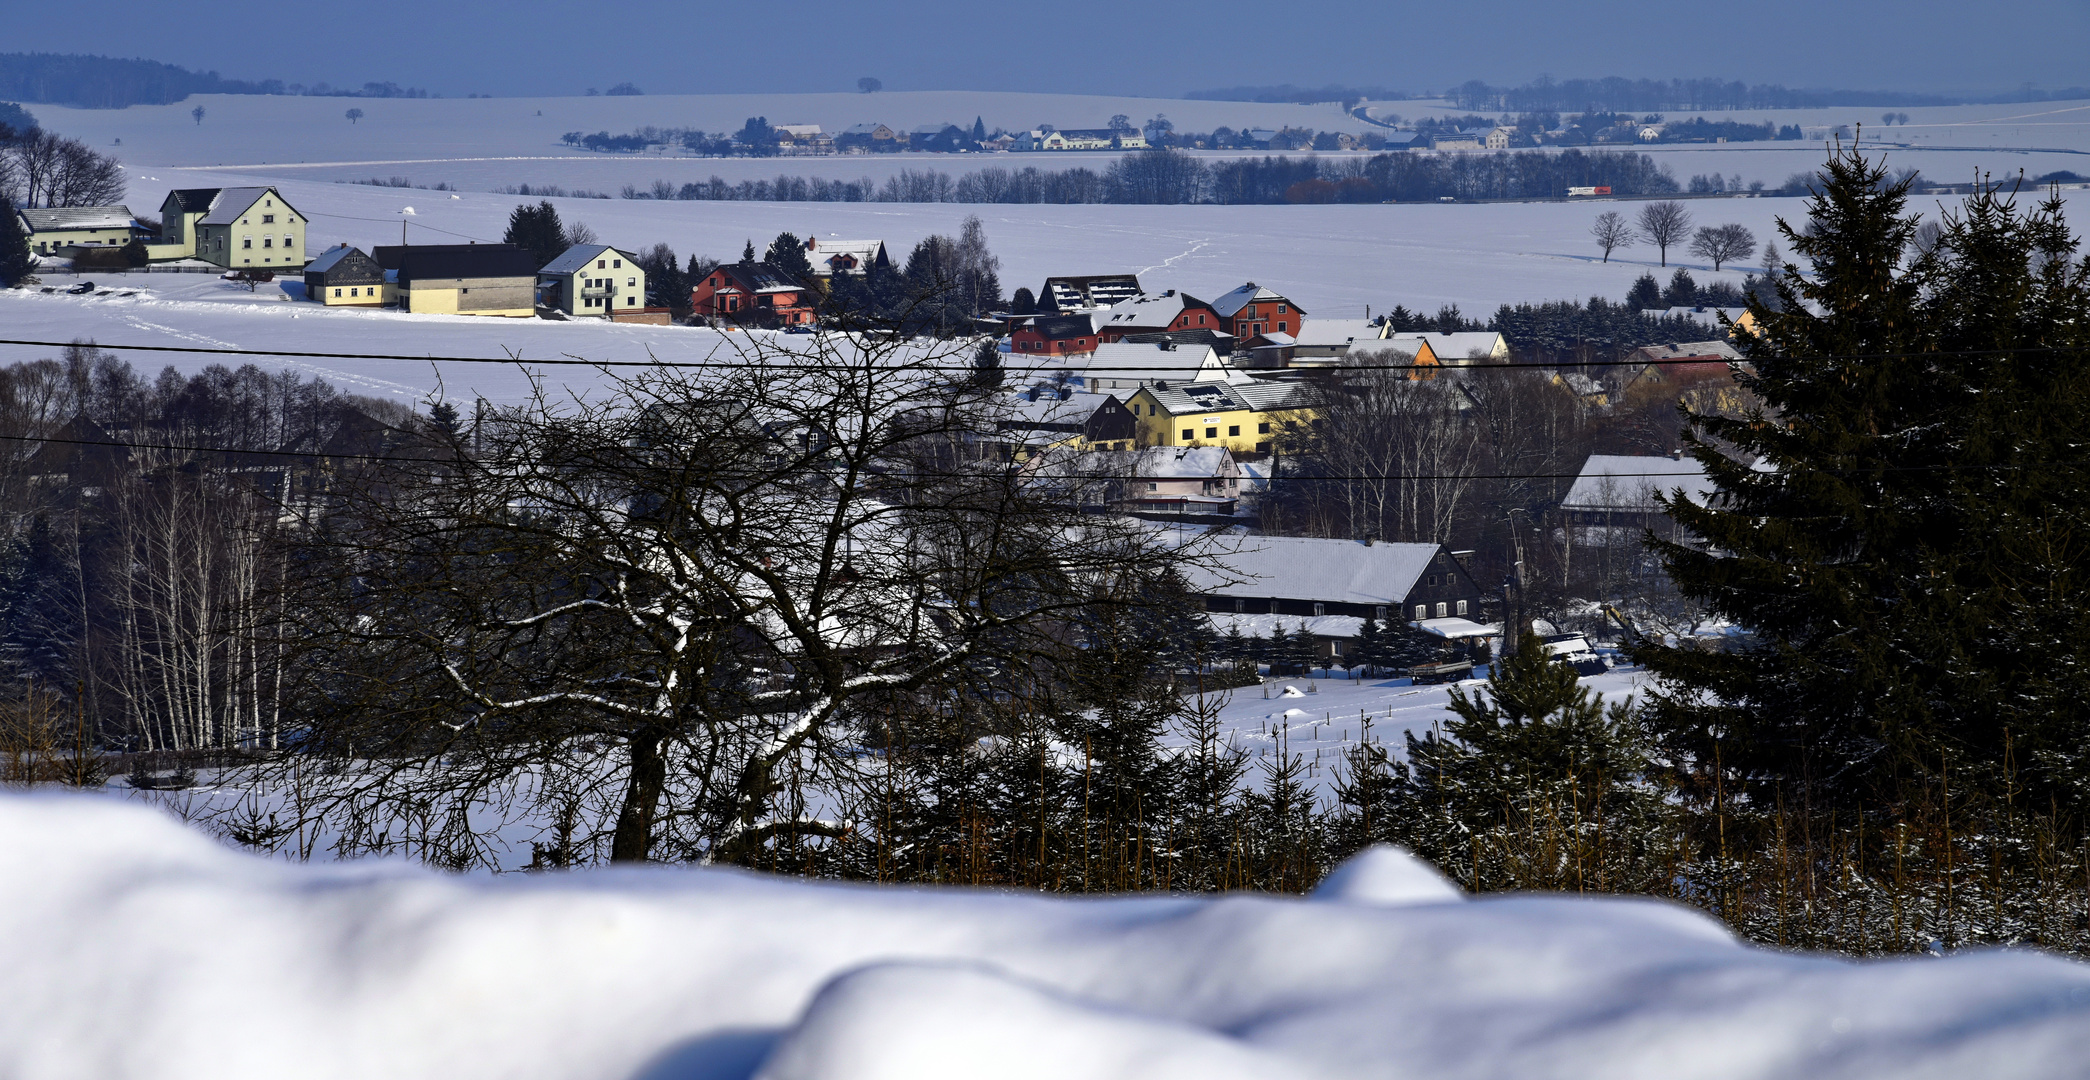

[2,794,2085,1080]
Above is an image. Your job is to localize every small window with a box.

[333,288,341,297]
[263,214,276,224]
[242,238,252,249]
[1278,304,1287,314]
[1436,602,1448,618]
[613,260,621,268]
[1313,602,1326,616]
[626,277,635,286]
[1228,425,1240,436]
[1456,600,1468,616]
[597,260,607,269]
[462,288,470,294]
[1181,428,1193,441]
[1147,482,1158,491]
[1258,421,1270,434]
[1427,574,1437,587]
[1375,606,1387,619]
[263,238,273,248]
[1415,605,1427,620]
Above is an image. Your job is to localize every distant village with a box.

[16,182,1756,669]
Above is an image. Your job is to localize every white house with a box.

[538,244,648,319]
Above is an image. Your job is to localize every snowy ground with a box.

[4,793,2087,1080]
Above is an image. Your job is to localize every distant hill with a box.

[0,53,285,108]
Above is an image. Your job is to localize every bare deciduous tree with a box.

[1590,210,1633,263]
[1636,201,1693,266]
[345,108,364,125]
[1687,223,1756,271]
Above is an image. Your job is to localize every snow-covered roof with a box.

[1291,319,1377,349]
[1418,616,1499,639]
[538,244,639,276]
[1210,282,1292,318]
[1065,341,1234,389]
[302,244,364,274]
[1559,455,1714,512]
[803,239,888,277]
[1096,290,1210,330]
[1132,445,1234,480]
[1386,331,1506,363]
[196,187,280,226]
[1635,339,1742,361]
[1185,535,1441,606]
[1000,389,1117,427]
[1140,378,1305,417]
[1250,331,1296,347]
[17,205,136,232]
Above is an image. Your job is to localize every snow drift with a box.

[2,794,2086,1080]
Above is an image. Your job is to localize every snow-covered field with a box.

[4,793,2087,1080]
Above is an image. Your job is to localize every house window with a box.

[1258,422,1270,434]
[1456,600,1468,616]
[1436,602,1448,618]
[1278,321,1288,332]
[613,260,622,268]
[1313,603,1325,616]
[1205,427,1217,438]
[1256,441,1271,452]
[1278,304,1287,314]
[333,288,342,297]
[263,238,273,248]
[1427,574,1437,587]
[1375,606,1387,620]
[1147,482,1158,491]
[597,260,607,269]
[626,278,635,286]
[243,238,253,248]
[1199,315,1207,325]
[263,214,276,224]
[1181,428,1193,441]
[1415,605,1427,620]
[1228,425,1240,436]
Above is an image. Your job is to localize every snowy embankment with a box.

[5,795,2087,1080]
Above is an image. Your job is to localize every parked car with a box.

[1541,633,1607,676]
[65,280,95,294]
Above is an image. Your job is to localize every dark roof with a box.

[1027,313,1099,339]
[164,188,220,213]
[1120,328,1234,349]
[394,244,539,282]
[372,243,506,271]
[717,261,805,294]
[304,245,384,281]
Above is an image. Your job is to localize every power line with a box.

[1,335,2078,374]
[0,430,2049,481]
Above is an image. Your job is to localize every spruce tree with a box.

[1265,623,1291,676]
[1640,147,2090,813]
[1354,617,1384,676]
[764,232,814,280]
[502,200,568,267]
[0,195,36,287]
[1625,272,1662,311]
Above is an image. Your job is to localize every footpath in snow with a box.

[3,794,2086,1080]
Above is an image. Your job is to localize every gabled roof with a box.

[842,123,892,136]
[1022,312,1102,339]
[196,187,285,226]
[538,243,640,276]
[1635,340,1742,362]
[1559,455,1713,512]
[1140,378,1306,416]
[1386,331,1505,362]
[1291,319,1378,349]
[1210,282,1298,318]
[18,205,136,232]
[803,238,889,276]
[1184,534,1444,606]
[1133,445,1235,480]
[1097,290,1213,331]
[395,243,539,281]
[1073,341,1238,388]
[163,188,221,213]
[302,244,371,274]
[716,261,804,295]
[1000,389,1121,429]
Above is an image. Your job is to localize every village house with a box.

[689,261,816,326]
[801,237,891,278]
[157,187,307,269]
[1386,330,1509,365]
[1343,336,1442,378]
[1039,273,1143,311]
[1127,379,1310,454]
[537,243,666,322]
[994,388,1138,457]
[773,125,829,151]
[1063,340,1239,395]
[836,123,898,152]
[1094,289,1223,342]
[1287,319,1380,364]
[1010,312,1105,357]
[15,205,148,257]
[302,244,385,306]
[1210,282,1306,342]
[1559,453,1714,547]
[1186,535,1488,663]
[1112,445,1243,516]
[393,244,538,317]
[1022,128,1148,151]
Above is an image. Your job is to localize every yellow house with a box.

[15,205,147,256]
[1127,380,1312,454]
[156,186,308,269]
[395,244,538,317]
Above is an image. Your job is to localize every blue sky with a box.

[10,0,2086,99]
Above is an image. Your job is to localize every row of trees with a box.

[1591,203,1759,269]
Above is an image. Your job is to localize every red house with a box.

[1010,312,1102,356]
[689,262,816,326]
[1210,282,1305,342]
